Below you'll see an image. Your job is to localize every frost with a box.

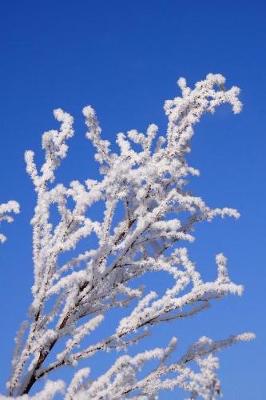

[3,74,253,399]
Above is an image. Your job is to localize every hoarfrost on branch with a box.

[1,74,254,399]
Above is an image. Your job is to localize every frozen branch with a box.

[5,74,253,399]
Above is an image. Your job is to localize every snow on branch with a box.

[0,200,19,243]
[5,74,254,399]
[69,333,254,400]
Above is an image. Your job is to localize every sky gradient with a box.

[0,1,265,398]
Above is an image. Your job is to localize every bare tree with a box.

[2,74,254,400]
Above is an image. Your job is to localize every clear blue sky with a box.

[0,1,265,398]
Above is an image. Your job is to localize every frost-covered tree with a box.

[1,74,254,399]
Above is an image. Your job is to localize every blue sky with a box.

[0,0,265,398]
